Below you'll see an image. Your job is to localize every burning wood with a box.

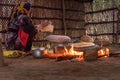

[56,45,84,61]
[56,55,84,61]
[43,42,110,61]
[44,52,84,61]
[44,45,84,61]
[44,44,84,61]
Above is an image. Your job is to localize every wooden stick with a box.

[56,55,79,61]
[0,39,7,66]
[62,0,67,35]
[44,53,81,61]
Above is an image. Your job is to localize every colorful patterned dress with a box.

[5,14,37,51]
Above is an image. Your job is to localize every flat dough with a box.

[71,42,95,48]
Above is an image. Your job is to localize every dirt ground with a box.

[1,44,120,80]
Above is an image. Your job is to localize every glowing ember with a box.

[98,48,110,57]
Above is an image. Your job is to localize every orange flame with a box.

[63,44,84,61]
[45,44,110,61]
[98,48,110,58]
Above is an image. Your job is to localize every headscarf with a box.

[17,2,31,15]
[9,2,31,23]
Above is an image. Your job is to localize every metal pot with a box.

[32,48,45,59]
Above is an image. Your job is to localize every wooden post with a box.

[62,0,67,35]
[112,9,115,43]
[116,5,120,43]
[0,39,7,66]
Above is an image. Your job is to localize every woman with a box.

[5,2,37,52]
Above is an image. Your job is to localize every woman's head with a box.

[9,2,31,23]
[17,2,31,16]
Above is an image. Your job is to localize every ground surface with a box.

[0,44,120,80]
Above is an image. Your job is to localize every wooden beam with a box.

[0,16,85,22]
[0,3,85,13]
[88,33,116,36]
[54,28,85,30]
[86,8,118,14]
[85,21,118,25]
[62,0,67,35]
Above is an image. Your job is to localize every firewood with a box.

[97,55,107,58]
[83,45,100,61]
[109,53,120,57]
[44,53,64,59]
[84,49,98,61]
[44,53,80,61]
[56,55,79,61]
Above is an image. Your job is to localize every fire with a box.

[63,44,84,61]
[44,44,110,61]
[98,48,110,58]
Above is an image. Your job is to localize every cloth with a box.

[9,2,31,23]
[3,50,28,58]
[18,28,29,47]
[5,14,37,51]
[17,2,31,15]
[5,2,36,52]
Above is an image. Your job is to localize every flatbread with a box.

[71,42,95,48]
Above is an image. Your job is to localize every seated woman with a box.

[5,2,37,52]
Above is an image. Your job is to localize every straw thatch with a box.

[0,0,86,47]
[1,0,120,46]
[84,0,119,43]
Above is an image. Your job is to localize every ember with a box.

[98,48,110,58]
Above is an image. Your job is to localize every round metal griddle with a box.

[70,42,100,51]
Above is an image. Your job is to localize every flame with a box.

[98,48,110,58]
[44,44,110,61]
[63,44,84,61]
